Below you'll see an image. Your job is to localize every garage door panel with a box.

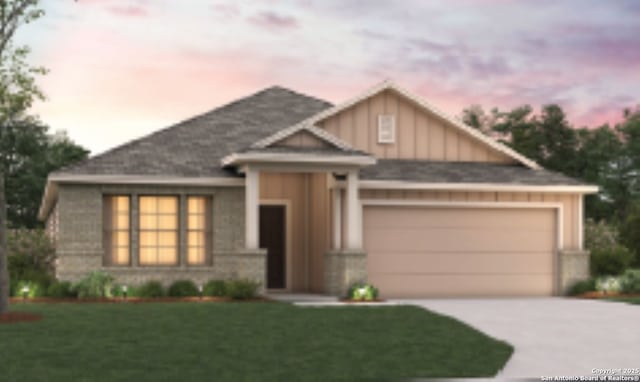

[370,274,554,298]
[365,228,553,252]
[367,251,554,274]
[364,206,557,297]
[365,207,552,229]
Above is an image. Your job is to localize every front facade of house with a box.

[39,81,597,298]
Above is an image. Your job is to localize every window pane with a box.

[115,231,129,247]
[158,247,177,265]
[115,247,130,265]
[140,231,158,247]
[158,214,177,230]
[188,214,204,230]
[115,196,130,212]
[116,214,129,230]
[188,197,205,214]
[158,231,177,247]
[139,197,157,213]
[189,231,204,247]
[139,214,157,230]
[158,197,177,214]
[139,247,156,264]
[188,247,204,265]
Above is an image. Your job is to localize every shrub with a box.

[110,284,135,298]
[225,279,260,300]
[168,280,200,297]
[46,281,77,298]
[620,207,640,267]
[8,229,55,288]
[595,276,622,293]
[347,283,379,301]
[620,269,640,294]
[136,281,165,298]
[590,246,633,276]
[12,280,46,298]
[566,278,596,296]
[74,271,114,298]
[203,280,226,297]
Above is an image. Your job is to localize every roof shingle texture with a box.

[54,87,333,177]
[360,160,585,186]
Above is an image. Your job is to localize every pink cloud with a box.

[105,5,149,17]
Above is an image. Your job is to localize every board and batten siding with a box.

[358,189,582,250]
[316,90,514,163]
[259,172,331,292]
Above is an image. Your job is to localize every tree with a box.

[1,0,46,315]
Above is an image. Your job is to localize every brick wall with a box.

[54,183,265,288]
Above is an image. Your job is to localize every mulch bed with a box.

[9,297,271,304]
[0,312,43,324]
[577,291,640,299]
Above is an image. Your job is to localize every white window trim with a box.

[377,114,396,144]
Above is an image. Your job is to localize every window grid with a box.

[105,196,130,266]
[187,196,209,265]
[139,196,178,266]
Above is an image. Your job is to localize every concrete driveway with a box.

[397,298,640,378]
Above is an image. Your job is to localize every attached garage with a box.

[364,204,559,298]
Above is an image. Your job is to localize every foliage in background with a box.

[619,269,640,294]
[584,219,619,252]
[167,280,199,297]
[590,246,634,277]
[619,205,640,267]
[46,280,76,298]
[7,229,54,294]
[566,278,596,296]
[595,276,623,294]
[73,271,114,298]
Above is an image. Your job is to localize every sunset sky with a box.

[18,0,640,154]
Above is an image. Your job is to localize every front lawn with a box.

[0,302,512,381]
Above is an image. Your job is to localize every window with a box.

[103,196,130,265]
[139,196,178,265]
[378,114,396,143]
[187,196,211,265]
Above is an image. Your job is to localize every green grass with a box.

[1,302,512,381]
[606,297,640,305]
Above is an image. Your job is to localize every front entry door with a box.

[260,205,286,289]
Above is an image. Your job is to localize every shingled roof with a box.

[53,86,333,178]
[360,160,585,186]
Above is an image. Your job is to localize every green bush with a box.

[590,246,633,276]
[110,284,134,298]
[347,283,379,301]
[136,281,165,298]
[8,229,55,289]
[566,278,596,296]
[46,281,77,298]
[596,276,622,293]
[73,271,114,298]
[225,279,260,300]
[203,280,226,297]
[620,206,640,267]
[12,280,46,298]
[168,280,200,297]
[620,269,640,294]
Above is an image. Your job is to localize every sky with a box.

[17,0,640,155]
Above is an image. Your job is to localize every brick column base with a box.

[233,249,268,292]
[559,250,590,294]
[324,250,367,296]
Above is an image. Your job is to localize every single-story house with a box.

[38,81,597,298]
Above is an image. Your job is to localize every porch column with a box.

[333,188,342,250]
[245,167,259,249]
[345,169,362,249]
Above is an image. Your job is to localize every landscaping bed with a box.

[0,303,513,381]
[8,296,270,304]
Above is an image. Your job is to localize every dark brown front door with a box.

[260,205,286,289]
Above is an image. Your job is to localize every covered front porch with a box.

[223,149,375,295]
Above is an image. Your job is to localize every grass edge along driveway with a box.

[1,302,513,381]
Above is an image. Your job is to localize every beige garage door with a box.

[364,206,557,298]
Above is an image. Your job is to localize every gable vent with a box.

[378,114,396,144]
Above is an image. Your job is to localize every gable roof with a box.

[52,86,333,178]
[252,80,540,169]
